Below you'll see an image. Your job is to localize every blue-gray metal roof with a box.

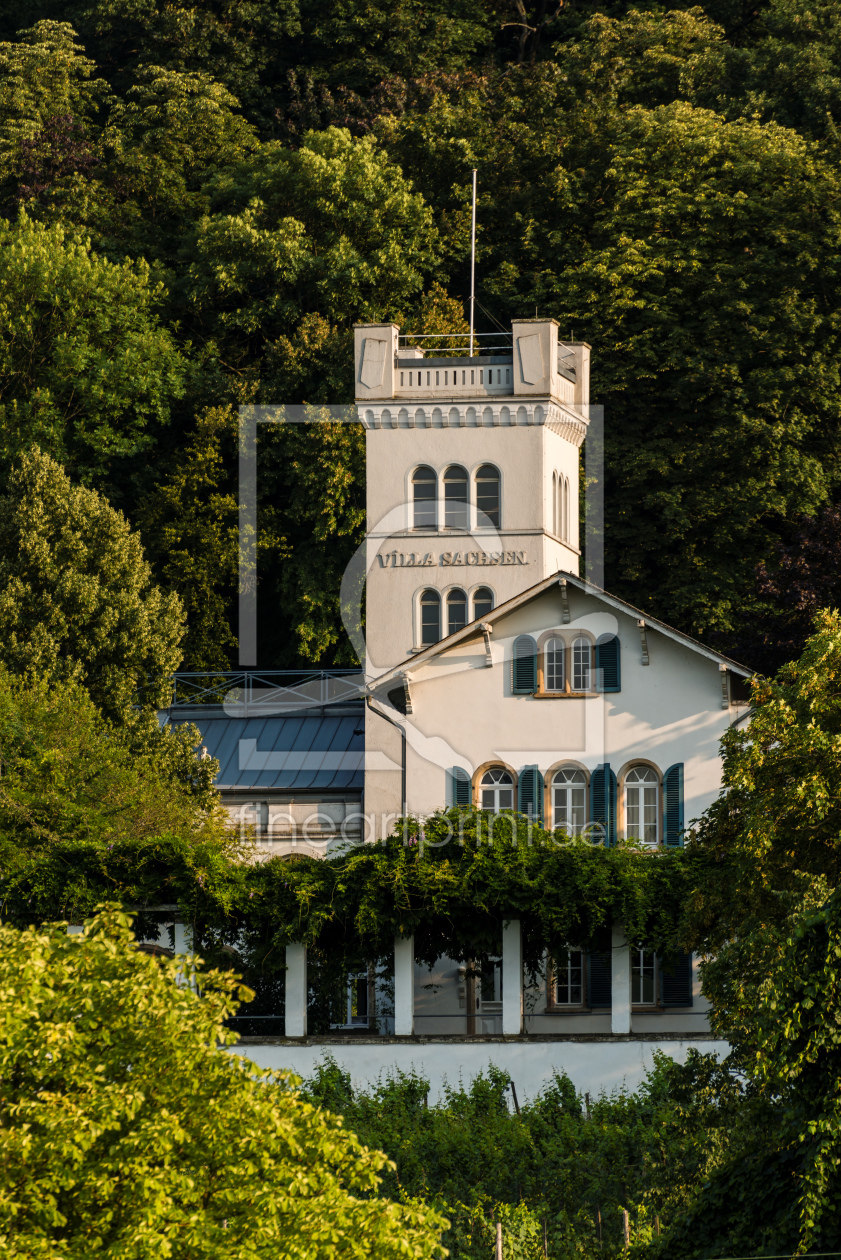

[167,711,365,792]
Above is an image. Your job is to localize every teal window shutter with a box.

[589,763,617,846]
[587,949,612,1007]
[518,766,544,822]
[512,635,537,694]
[660,952,693,1006]
[595,634,621,692]
[663,763,684,847]
[449,767,471,807]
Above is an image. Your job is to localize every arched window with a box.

[476,464,501,528]
[473,587,494,621]
[552,472,558,536]
[420,589,441,645]
[444,465,469,530]
[480,767,514,813]
[413,466,437,530]
[545,637,564,691]
[572,637,591,691]
[552,767,586,832]
[564,477,570,543]
[625,766,659,846]
[447,588,467,635]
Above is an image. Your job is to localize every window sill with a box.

[530,690,599,700]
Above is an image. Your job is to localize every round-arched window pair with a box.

[543,638,592,692]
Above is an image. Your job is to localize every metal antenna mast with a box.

[469,168,477,358]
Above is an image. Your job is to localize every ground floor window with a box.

[553,947,584,1005]
[625,766,659,845]
[480,767,514,812]
[632,949,657,1005]
[552,768,587,832]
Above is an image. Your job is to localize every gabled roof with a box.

[372,569,753,689]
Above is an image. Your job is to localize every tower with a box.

[354,319,591,675]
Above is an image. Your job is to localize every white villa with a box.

[164,319,750,1099]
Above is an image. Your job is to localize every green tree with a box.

[102,64,258,265]
[0,20,109,196]
[136,406,242,671]
[388,32,841,639]
[184,127,440,387]
[0,663,233,928]
[0,906,447,1258]
[0,447,184,722]
[666,610,841,1255]
[0,213,186,489]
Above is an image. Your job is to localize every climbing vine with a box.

[1,806,696,990]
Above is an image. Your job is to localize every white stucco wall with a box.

[364,423,582,673]
[366,583,743,827]
[231,1037,729,1104]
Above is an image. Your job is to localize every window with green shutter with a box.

[587,949,612,1008]
[595,634,621,692]
[660,952,693,1006]
[663,763,684,847]
[589,763,617,846]
[449,767,471,807]
[512,635,537,693]
[518,765,544,822]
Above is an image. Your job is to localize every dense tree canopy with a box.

[0,448,184,721]
[0,4,839,665]
[0,906,446,1258]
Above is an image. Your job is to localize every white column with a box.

[173,921,197,991]
[285,943,308,1037]
[394,935,415,1036]
[611,920,631,1035]
[502,919,523,1036]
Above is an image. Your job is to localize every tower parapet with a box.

[355,320,591,673]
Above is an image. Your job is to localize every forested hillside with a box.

[2,0,841,671]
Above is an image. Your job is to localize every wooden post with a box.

[543,1215,548,1257]
[510,1079,521,1116]
[585,1091,591,1120]
[654,1215,660,1238]
[495,1221,503,1260]
[596,1207,602,1247]
[623,1209,630,1253]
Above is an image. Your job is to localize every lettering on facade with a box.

[376,550,528,568]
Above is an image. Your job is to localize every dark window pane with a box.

[476,464,500,527]
[413,466,437,529]
[444,465,469,529]
[473,587,494,620]
[420,589,441,645]
[447,588,467,635]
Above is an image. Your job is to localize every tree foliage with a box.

[297,1051,743,1260]
[0,447,184,722]
[0,213,186,489]
[0,906,447,1259]
[2,9,841,660]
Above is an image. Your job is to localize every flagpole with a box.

[469,168,477,358]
